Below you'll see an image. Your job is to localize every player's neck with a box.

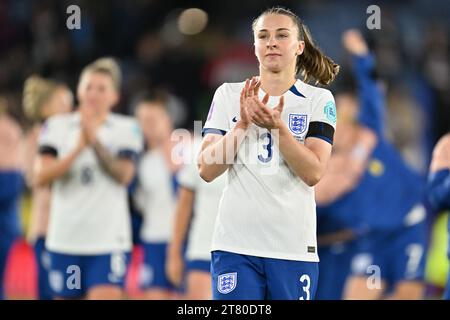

[259,70,296,96]
[96,111,109,124]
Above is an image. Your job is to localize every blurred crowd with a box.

[0,1,448,159]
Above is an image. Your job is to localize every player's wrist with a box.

[168,242,183,255]
[274,121,289,137]
[235,119,250,131]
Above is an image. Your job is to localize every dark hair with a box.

[252,6,340,86]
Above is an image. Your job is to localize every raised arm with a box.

[33,116,86,187]
[198,125,248,182]
[315,126,377,205]
[89,140,136,186]
[313,30,381,200]
[277,125,332,186]
[80,108,137,186]
[33,141,85,187]
[343,29,386,136]
[198,78,256,182]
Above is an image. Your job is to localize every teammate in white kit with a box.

[198,7,339,300]
[34,58,143,299]
[22,75,73,300]
[166,135,227,299]
[133,92,183,299]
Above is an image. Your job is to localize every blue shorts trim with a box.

[202,128,227,137]
[211,250,318,300]
[48,250,130,298]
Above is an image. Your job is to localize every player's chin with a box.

[263,62,283,73]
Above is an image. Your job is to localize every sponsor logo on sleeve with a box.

[324,101,337,124]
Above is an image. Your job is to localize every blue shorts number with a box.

[258,132,273,163]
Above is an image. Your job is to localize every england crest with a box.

[288,114,307,135]
[217,272,237,294]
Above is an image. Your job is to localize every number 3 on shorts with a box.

[299,274,311,300]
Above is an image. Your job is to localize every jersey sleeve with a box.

[38,116,64,157]
[177,135,202,190]
[116,119,144,162]
[306,89,336,145]
[177,161,199,191]
[202,83,231,136]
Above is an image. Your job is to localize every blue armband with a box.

[427,169,450,211]
[202,128,227,137]
[39,145,58,157]
[118,149,139,163]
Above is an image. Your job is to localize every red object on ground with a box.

[4,240,145,300]
[3,238,37,299]
[125,244,145,299]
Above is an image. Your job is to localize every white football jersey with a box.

[203,80,336,262]
[135,148,179,243]
[39,112,143,255]
[177,136,227,261]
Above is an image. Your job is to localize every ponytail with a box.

[297,23,339,85]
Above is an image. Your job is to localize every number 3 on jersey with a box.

[81,166,93,185]
[258,132,273,163]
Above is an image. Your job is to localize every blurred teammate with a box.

[315,30,427,300]
[198,7,339,300]
[22,75,73,299]
[0,99,24,300]
[133,92,183,299]
[427,133,450,299]
[34,58,143,299]
[166,134,227,299]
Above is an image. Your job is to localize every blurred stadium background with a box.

[0,0,449,299]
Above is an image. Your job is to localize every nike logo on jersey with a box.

[232,116,237,123]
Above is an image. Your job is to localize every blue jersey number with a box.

[81,166,93,185]
[258,132,273,163]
